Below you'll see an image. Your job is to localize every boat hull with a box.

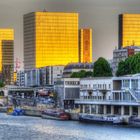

[129,117,140,127]
[41,110,70,121]
[42,114,65,120]
[79,115,124,125]
[79,116,113,124]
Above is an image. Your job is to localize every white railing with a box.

[123,88,140,102]
[75,98,138,104]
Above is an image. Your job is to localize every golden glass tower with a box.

[119,14,140,48]
[24,12,79,70]
[0,29,14,84]
[0,29,14,72]
[79,28,92,63]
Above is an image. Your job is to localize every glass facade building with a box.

[24,12,79,70]
[2,40,14,84]
[0,29,14,84]
[79,28,92,63]
[119,14,140,48]
[0,29,14,72]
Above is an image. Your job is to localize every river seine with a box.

[0,113,139,140]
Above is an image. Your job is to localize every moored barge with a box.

[42,109,71,120]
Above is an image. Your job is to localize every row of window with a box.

[81,96,107,100]
[122,79,138,89]
[65,81,79,85]
[81,84,111,89]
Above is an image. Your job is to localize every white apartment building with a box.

[75,75,140,119]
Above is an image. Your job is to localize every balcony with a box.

[80,87,110,91]
[75,98,140,106]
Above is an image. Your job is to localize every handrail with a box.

[124,88,138,102]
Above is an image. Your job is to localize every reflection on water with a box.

[0,113,139,140]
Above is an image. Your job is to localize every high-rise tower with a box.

[0,29,14,84]
[79,28,92,63]
[24,12,79,70]
[119,14,140,48]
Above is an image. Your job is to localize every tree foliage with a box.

[0,80,4,88]
[71,70,93,78]
[93,57,112,77]
[116,53,140,76]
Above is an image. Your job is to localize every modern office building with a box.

[119,14,140,48]
[16,71,26,87]
[79,28,92,63]
[24,12,79,70]
[24,66,64,87]
[2,40,14,84]
[0,29,14,84]
[39,66,64,86]
[25,69,40,87]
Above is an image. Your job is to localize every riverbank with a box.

[0,106,80,120]
[2,106,140,127]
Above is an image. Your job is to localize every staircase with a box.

[125,88,140,102]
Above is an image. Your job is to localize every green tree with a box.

[0,80,4,88]
[85,71,93,77]
[78,70,86,78]
[71,70,86,78]
[116,53,140,76]
[71,70,93,78]
[93,57,112,77]
[70,72,80,78]
[116,60,126,76]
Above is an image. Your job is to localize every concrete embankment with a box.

[69,112,79,121]
[23,108,80,121]
[23,109,41,117]
[0,106,80,121]
[0,107,7,113]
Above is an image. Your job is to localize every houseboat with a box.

[129,116,140,126]
[79,114,124,124]
[42,109,71,120]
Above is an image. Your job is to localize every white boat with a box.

[41,109,71,120]
[79,114,124,124]
[129,116,140,126]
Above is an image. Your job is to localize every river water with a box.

[0,113,139,140]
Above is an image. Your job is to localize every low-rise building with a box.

[75,74,140,119]
[54,78,80,109]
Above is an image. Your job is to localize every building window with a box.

[85,105,90,114]
[132,79,138,90]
